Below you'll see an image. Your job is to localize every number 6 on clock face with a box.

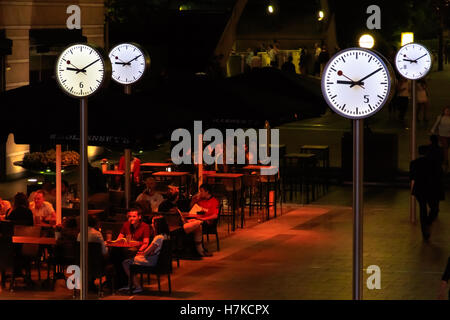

[321,48,394,120]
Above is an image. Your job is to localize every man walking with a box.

[410,145,444,240]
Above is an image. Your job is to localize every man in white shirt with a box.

[29,190,56,224]
[136,177,164,212]
[77,215,108,256]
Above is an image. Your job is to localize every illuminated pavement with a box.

[1,185,448,300]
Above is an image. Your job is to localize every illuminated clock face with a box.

[55,44,108,98]
[395,43,432,80]
[109,43,150,84]
[321,48,392,119]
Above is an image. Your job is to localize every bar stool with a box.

[282,153,317,204]
[300,145,330,196]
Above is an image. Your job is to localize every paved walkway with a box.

[1,185,448,300]
[279,65,450,172]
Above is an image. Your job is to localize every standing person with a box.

[244,48,253,73]
[395,77,410,124]
[313,42,322,76]
[438,257,450,300]
[268,44,276,67]
[299,47,307,74]
[118,155,141,185]
[416,79,430,122]
[29,190,56,225]
[250,49,262,69]
[318,45,330,76]
[121,216,170,294]
[281,55,296,74]
[7,192,34,226]
[430,106,450,170]
[409,146,444,241]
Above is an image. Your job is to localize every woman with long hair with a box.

[120,215,170,294]
[7,192,33,226]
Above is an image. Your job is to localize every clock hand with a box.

[403,59,417,63]
[77,59,100,73]
[351,67,382,88]
[66,67,86,73]
[337,70,365,89]
[337,80,365,85]
[125,55,142,65]
[413,54,427,62]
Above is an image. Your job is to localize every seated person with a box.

[136,177,164,213]
[77,215,108,291]
[158,186,212,257]
[58,217,78,242]
[116,209,151,252]
[120,216,170,293]
[190,183,220,224]
[28,181,56,207]
[7,192,34,226]
[0,196,11,219]
[77,215,108,256]
[111,209,151,288]
[29,190,56,225]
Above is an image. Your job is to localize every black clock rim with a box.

[54,43,110,99]
[394,42,432,80]
[321,47,392,120]
[108,42,151,85]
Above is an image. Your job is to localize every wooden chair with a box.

[11,225,42,290]
[74,242,107,298]
[129,239,173,294]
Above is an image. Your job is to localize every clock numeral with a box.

[79,82,84,88]
[363,95,369,104]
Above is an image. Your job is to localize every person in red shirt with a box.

[190,184,219,224]
[118,155,141,184]
[117,210,151,253]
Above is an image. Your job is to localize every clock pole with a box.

[124,84,132,209]
[353,119,364,300]
[410,80,417,223]
[80,97,89,300]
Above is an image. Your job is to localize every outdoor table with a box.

[152,171,191,194]
[283,153,317,204]
[103,170,125,190]
[204,173,244,231]
[106,240,141,248]
[12,236,56,245]
[300,145,330,194]
[242,165,280,220]
[140,162,173,170]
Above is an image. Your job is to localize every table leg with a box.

[232,180,236,232]
[240,177,244,229]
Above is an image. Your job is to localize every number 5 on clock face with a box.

[321,48,394,120]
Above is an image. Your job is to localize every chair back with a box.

[54,239,77,266]
[155,239,173,273]
[75,242,104,278]
[14,225,41,257]
[160,212,183,228]
[0,220,14,240]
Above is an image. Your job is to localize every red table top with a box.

[152,171,190,177]
[103,170,125,175]
[204,173,243,179]
[242,165,278,171]
[13,236,56,245]
[141,162,172,167]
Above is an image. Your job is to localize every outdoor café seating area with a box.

[0,143,331,297]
